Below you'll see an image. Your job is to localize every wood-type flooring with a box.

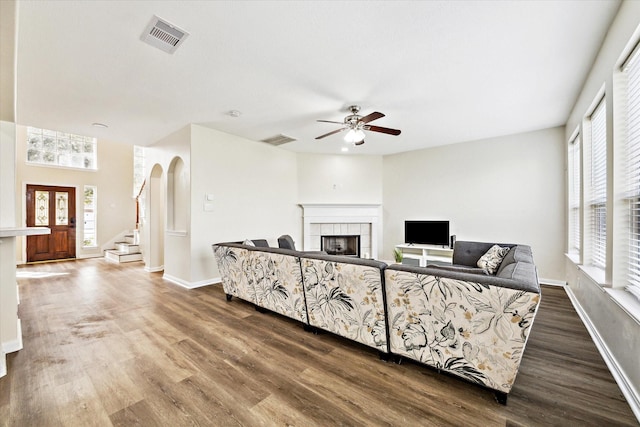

[0,258,637,426]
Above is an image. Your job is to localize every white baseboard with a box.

[162,273,220,289]
[144,265,164,273]
[539,277,567,286]
[563,284,640,422]
[2,319,23,353]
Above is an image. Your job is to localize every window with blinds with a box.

[568,133,581,257]
[589,99,607,268]
[623,44,640,300]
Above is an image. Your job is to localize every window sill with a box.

[577,264,607,286]
[606,288,640,326]
[565,254,640,325]
[564,252,581,264]
[26,161,97,172]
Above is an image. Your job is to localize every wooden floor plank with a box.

[0,259,636,426]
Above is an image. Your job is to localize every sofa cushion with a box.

[251,239,270,248]
[495,261,539,292]
[496,245,534,276]
[477,245,511,274]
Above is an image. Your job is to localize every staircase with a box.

[104,233,143,263]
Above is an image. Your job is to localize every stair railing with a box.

[135,179,146,230]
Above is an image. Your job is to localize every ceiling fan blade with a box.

[317,120,345,124]
[315,127,347,140]
[354,139,365,146]
[360,111,385,123]
[367,125,401,136]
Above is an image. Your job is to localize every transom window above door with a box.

[26,126,97,170]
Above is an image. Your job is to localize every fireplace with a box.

[321,235,360,257]
[300,204,381,259]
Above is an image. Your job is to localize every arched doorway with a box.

[146,163,165,272]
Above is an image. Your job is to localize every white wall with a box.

[143,126,191,282]
[0,0,17,378]
[0,0,15,124]
[297,153,383,205]
[0,121,16,379]
[564,0,640,414]
[383,126,566,281]
[14,125,135,261]
[0,122,16,227]
[190,125,299,284]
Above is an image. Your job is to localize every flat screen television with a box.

[404,220,450,246]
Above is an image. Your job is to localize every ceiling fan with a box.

[315,105,401,146]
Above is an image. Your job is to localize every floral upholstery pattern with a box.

[213,245,256,303]
[301,258,387,352]
[213,240,541,397]
[385,269,540,393]
[251,250,307,323]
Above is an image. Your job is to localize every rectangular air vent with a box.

[141,15,189,54]
[260,134,297,146]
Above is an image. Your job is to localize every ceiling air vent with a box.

[141,15,189,54]
[260,134,297,146]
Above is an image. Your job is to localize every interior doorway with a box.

[147,164,164,271]
[26,184,76,262]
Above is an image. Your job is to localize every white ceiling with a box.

[14,0,620,155]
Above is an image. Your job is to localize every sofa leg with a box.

[494,391,508,405]
[378,351,390,362]
[225,294,232,301]
[394,355,404,365]
[303,324,318,334]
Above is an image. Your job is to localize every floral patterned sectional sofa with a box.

[212,240,541,404]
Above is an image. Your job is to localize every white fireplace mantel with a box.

[300,204,381,257]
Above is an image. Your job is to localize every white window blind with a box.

[568,134,581,256]
[623,44,640,300]
[589,99,607,268]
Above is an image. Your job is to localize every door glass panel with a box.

[35,191,49,226]
[56,192,68,225]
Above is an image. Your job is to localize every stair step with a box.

[124,234,135,244]
[115,242,140,253]
[105,250,143,263]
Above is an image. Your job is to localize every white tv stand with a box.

[396,243,453,267]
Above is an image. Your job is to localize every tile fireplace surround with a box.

[300,204,381,259]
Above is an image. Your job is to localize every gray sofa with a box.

[212,239,541,404]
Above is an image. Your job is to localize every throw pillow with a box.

[242,239,255,246]
[477,245,511,274]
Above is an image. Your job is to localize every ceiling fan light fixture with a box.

[344,129,365,144]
